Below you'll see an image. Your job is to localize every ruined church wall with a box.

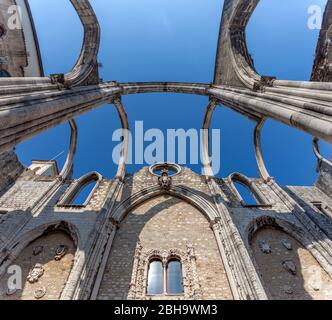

[98,195,233,300]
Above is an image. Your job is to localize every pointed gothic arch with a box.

[228,173,271,207]
[57,171,103,207]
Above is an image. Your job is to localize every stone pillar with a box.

[207,178,268,300]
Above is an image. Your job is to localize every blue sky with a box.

[17,0,331,187]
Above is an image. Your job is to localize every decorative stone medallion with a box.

[282,260,297,276]
[158,170,172,190]
[259,240,271,254]
[54,245,68,261]
[34,287,46,299]
[27,264,44,283]
[33,246,44,256]
[281,239,292,251]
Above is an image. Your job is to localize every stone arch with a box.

[15,119,77,182]
[247,216,332,300]
[59,120,78,181]
[246,0,323,81]
[64,0,100,87]
[97,190,233,300]
[0,0,100,88]
[313,137,332,169]
[111,185,220,224]
[228,172,271,207]
[58,171,103,207]
[201,100,267,179]
[0,220,80,300]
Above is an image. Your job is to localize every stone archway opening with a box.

[246,0,326,80]
[28,0,83,75]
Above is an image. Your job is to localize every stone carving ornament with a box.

[282,260,297,276]
[158,169,172,190]
[34,287,46,299]
[33,246,44,256]
[258,240,271,254]
[283,285,293,295]
[27,264,44,283]
[54,245,68,261]
[281,239,292,251]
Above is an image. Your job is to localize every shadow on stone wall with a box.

[0,231,76,300]
[98,196,183,300]
[250,226,332,300]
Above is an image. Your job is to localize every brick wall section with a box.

[1,163,332,300]
[284,186,332,238]
[251,227,332,300]
[98,195,233,300]
[0,179,54,211]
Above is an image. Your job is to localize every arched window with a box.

[70,180,98,206]
[167,259,184,295]
[146,257,184,296]
[58,172,102,207]
[232,181,259,206]
[147,259,163,295]
[229,173,271,208]
[0,70,11,77]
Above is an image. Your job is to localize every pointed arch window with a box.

[167,259,184,295]
[229,173,271,208]
[232,181,259,206]
[70,180,98,206]
[147,259,163,295]
[58,172,102,207]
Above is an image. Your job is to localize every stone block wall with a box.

[251,227,332,300]
[0,163,332,300]
[0,151,24,195]
[98,195,232,300]
[0,231,75,300]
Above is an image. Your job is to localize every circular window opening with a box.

[149,162,182,177]
[0,25,6,39]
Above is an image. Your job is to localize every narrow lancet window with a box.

[71,180,98,205]
[233,181,259,206]
[147,260,163,295]
[167,259,184,294]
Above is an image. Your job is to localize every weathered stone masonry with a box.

[0,0,331,300]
